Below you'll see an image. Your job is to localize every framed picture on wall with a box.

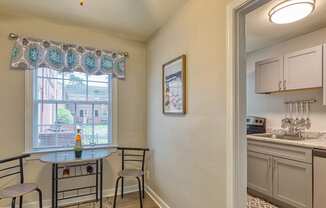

[162,55,186,114]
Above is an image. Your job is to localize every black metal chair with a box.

[0,154,42,208]
[113,147,149,208]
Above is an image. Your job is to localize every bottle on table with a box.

[74,128,83,158]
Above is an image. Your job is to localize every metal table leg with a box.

[55,164,58,208]
[96,160,99,201]
[100,159,103,208]
[52,164,55,208]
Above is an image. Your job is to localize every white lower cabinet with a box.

[248,152,273,197]
[273,157,312,208]
[248,142,312,208]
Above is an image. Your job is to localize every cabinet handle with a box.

[279,81,282,91]
[283,80,287,90]
[268,158,272,169]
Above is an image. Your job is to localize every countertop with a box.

[247,133,326,150]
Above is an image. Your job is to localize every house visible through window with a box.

[32,68,113,151]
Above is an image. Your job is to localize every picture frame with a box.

[162,55,186,114]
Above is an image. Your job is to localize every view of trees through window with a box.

[33,68,113,150]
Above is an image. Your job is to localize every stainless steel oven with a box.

[246,116,266,135]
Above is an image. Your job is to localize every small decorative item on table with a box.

[63,166,70,177]
[162,55,187,114]
[74,128,83,158]
[86,164,94,174]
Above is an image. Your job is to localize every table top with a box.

[40,149,112,164]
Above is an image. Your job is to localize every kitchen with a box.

[245,0,326,208]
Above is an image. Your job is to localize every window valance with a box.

[10,36,127,79]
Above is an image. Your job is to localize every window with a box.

[27,68,114,152]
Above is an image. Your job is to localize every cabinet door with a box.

[255,57,283,93]
[284,45,322,90]
[313,156,326,208]
[247,151,273,196]
[273,157,312,208]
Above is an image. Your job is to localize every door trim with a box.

[226,0,272,207]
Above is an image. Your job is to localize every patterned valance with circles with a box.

[10,37,127,79]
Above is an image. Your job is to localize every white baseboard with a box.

[145,186,170,208]
[14,185,170,208]
[22,185,138,208]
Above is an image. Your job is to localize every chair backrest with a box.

[0,154,30,184]
[117,147,149,171]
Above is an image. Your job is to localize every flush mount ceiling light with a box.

[269,0,315,24]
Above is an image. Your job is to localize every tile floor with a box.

[247,195,278,208]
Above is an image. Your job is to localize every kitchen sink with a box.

[252,133,319,141]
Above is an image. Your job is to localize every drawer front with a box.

[248,140,312,164]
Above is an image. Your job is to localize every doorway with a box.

[228,0,325,207]
[227,0,276,208]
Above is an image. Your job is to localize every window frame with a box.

[25,70,118,153]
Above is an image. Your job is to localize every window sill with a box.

[25,144,118,161]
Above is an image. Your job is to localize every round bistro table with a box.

[40,149,112,208]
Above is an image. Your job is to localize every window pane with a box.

[37,68,63,79]
[37,125,58,148]
[57,104,75,125]
[33,69,112,151]
[64,71,86,81]
[88,82,108,101]
[38,103,56,125]
[88,74,108,82]
[80,125,93,145]
[56,125,75,147]
[36,125,75,149]
[37,78,63,100]
[94,125,108,145]
[94,104,109,125]
[64,79,87,101]
[76,104,93,125]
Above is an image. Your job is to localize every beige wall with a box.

[0,15,147,206]
[146,0,231,207]
[247,27,326,132]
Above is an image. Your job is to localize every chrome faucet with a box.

[281,117,306,138]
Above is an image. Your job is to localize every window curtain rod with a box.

[7,32,129,58]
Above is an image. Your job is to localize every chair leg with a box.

[142,175,145,198]
[136,177,143,208]
[19,196,23,208]
[121,177,124,199]
[113,177,122,208]
[36,188,43,208]
[11,197,16,208]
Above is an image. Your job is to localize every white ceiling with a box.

[0,0,188,42]
[246,0,326,52]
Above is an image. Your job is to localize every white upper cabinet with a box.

[255,57,283,93]
[255,45,323,94]
[284,45,323,91]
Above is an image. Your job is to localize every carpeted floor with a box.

[247,195,278,208]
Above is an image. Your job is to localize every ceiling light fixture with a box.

[269,0,315,24]
[80,0,84,6]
